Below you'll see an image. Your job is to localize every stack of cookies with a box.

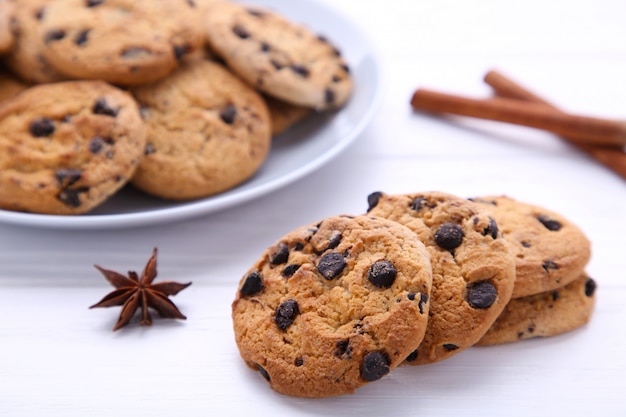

[0,0,353,214]
[231,191,596,397]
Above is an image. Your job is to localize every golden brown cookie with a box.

[232,215,433,397]
[470,195,592,298]
[204,1,353,110]
[36,0,204,86]
[367,191,516,365]
[476,273,597,345]
[130,59,271,200]
[2,0,68,84]
[0,80,146,215]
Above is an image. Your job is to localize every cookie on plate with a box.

[0,80,146,215]
[2,0,68,84]
[0,67,28,104]
[232,215,433,397]
[204,1,353,110]
[36,0,204,86]
[477,273,597,345]
[470,195,591,298]
[130,59,271,200]
[0,0,14,54]
[367,191,516,365]
[264,94,312,136]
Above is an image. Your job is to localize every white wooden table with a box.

[2,0,626,415]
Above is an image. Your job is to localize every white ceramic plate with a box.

[0,0,381,230]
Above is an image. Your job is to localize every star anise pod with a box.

[90,247,191,331]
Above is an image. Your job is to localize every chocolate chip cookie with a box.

[0,80,146,214]
[204,1,353,110]
[367,191,516,365]
[470,195,592,298]
[232,215,433,397]
[36,0,204,86]
[130,59,271,200]
[477,273,597,345]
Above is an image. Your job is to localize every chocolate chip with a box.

[232,24,250,39]
[260,42,270,52]
[418,293,429,314]
[340,63,350,74]
[314,230,342,254]
[239,271,264,296]
[335,340,352,358]
[290,64,309,77]
[57,187,88,207]
[537,215,562,231]
[294,357,304,367]
[275,299,299,331]
[367,260,397,289]
[366,191,382,212]
[528,325,535,334]
[247,9,265,17]
[34,7,45,20]
[585,278,597,297]
[482,217,499,239]
[173,44,189,60]
[281,264,300,278]
[85,0,105,7]
[324,88,335,105]
[269,242,289,265]
[434,223,465,250]
[405,349,418,362]
[467,280,497,309]
[44,29,65,43]
[542,260,559,273]
[187,0,196,7]
[29,118,55,137]
[88,136,113,154]
[92,98,118,117]
[257,364,270,381]
[55,168,82,187]
[360,351,390,382]
[410,197,433,211]
[317,252,346,280]
[521,241,532,248]
[144,143,156,155]
[74,29,89,46]
[219,104,237,124]
[552,291,560,301]
[442,344,459,351]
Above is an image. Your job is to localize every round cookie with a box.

[367,191,516,365]
[476,273,597,346]
[36,0,204,86]
[0,0,14,54]
[232,215,433,398]
[470,195,592,298]
[0,80,146,215]
[203,1,353,110]
[130,59,271,200]
[2,0,68,84]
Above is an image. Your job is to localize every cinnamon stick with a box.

[484,69,626,180]
[410,88,626,147]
